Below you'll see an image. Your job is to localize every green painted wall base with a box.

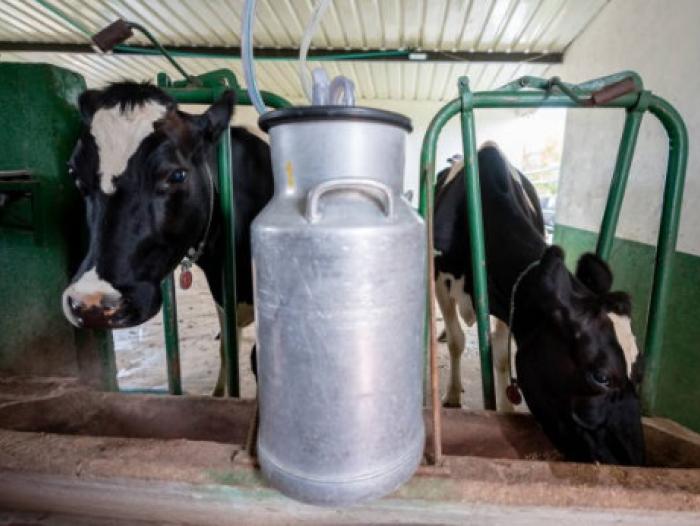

[554,224,700,433]
[0,63,116,390]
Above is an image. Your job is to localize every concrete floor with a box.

[114,266,486,408]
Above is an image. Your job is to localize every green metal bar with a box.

[217,126,239,398]
[577,70,644,93]
[155,74,183,396]
[418,99,461,402]
[641,95,689,414]
[118,22,196,85]
[497,72,643,97]
[161,274,182,395]
[470,91,639,109]
[459,77,496,410]
[158,71,288,398]
[163,87,291,109]
[418,100,461,215]
[241,90,292,109]
[596,106,645,260]
[117,47,410,62]
[120,387,169,394]
[163,87,226,104]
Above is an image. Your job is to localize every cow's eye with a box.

[167,169,188,184]
[591,371,610,387]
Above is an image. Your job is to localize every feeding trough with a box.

[1,378,699,523]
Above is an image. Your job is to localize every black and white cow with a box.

[61,82,272,395]
[434,142,645,465]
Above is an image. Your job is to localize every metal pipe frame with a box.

[0,41,564,64]
[419,72,688,417]
[156,71,290,397]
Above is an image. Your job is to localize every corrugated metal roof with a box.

[0,0,608,100]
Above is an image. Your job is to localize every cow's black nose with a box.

[66,293,121,328]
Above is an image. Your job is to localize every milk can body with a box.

[252,107,425,506]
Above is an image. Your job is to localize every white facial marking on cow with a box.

[607,312,639,377]
[91,101,168,194]
[62,267,122,327]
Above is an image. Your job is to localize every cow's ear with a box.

[195,90,236,144]
[576,253,613,295]
[536,245,576,323]
[78,89,101,124]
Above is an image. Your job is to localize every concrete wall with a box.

[552,0,699,255]
[551,0,700,429]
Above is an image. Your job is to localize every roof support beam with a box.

[0,42,563,64]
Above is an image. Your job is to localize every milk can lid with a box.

[258,106,412,133]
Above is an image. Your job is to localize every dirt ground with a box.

[114,266,485,408]
[113,266,258,398]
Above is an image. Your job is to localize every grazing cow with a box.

[434,142,645,465]
[61,82,272,395]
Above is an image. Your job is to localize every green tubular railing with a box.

[419,72,688,413]
[156,70,290,397]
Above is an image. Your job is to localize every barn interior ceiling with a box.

[0,0,609,101]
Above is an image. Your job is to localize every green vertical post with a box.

[419,99,461,402]
[161,275,182,395]
[459,77,496,410]
[218,127,240,398]
[157,73,183,396]
[641,95,688,413]
[596,107,645,260]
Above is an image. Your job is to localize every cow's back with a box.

[433,144,546,320]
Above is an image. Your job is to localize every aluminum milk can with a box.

[252,106,426,506]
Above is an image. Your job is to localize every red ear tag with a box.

[179,269,193,290]
[506,382,523,405]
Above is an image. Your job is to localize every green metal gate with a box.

[418,71,688,416]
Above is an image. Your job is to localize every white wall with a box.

[552,0,700,255]
[230,98,566,206]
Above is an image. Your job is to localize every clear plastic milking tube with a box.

[299,0,355,106]
[242,0,267,115]
[299,0,332,103]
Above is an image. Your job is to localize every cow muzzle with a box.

[61,267,127,328]
[63,290,125,328]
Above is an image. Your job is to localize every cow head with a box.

[62,82,235,329]
[515,245,645,466]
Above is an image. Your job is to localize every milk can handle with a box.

[305,179,394,223]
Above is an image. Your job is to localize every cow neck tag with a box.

[506,259,541,406]
[506,382,522,405]
[178,166,215,291]
[179,257,193,290]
